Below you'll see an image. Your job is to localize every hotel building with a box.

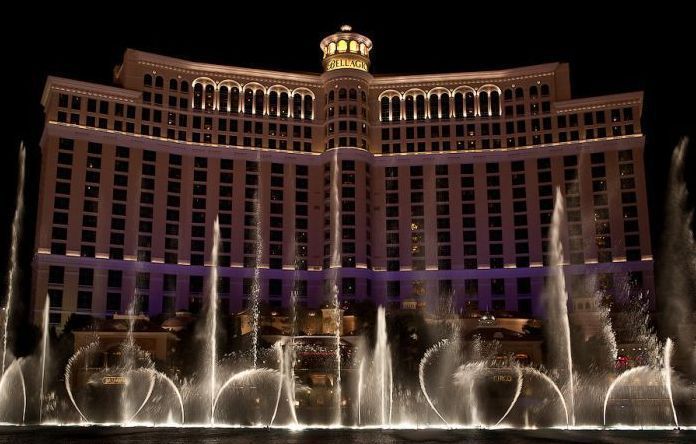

[33,26,653,325]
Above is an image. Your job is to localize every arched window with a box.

[144,74,152,87]
[337,40,348,52]
[429,95,439,119]
[244,89,254,114]
[230,87,239,113]
[204,84,214,110]
[254,90,264,116]
[219,86,229,112]
[338,88,347,100]
[479,91,489,117]
[360,43,367,55]
[180,81,189,93]
[454,93,464,118]
[391,96,401,121]
[440,94,450,119]
[361,91,367,102]
[328,90,335,102]
[349,88,357,100]
[169,79,178,90]
[328,42,336,55]
[155,76,164,88]
[541,84,550,96]
[293,94,302,119]
[504,89,513,101]
[349,40,359,52]
[380,97,389,121]
[416,95,426,120]
[193,83,203,110]
[529,85,538,98]
[465,92,475,116]
[268,91,278,116]
[279,92,289,117]
[303,95,313,120]
[490,91,500,117]
[515,87,524,99]
[405,96,414,121]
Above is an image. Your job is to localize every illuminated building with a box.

[34,26,652,325]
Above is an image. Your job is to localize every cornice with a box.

[41,76,140,108]
[369,63,562,89]
[125,49,323,87]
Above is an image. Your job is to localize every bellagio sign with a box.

[325,57,369,72]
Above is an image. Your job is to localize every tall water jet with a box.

[357,358,364,425]
[659,138,695,374]
[329,149,342,423]
[2,143,25,375]
[251,171,263,369]
[662,338,679,428]
[39,295,50,423]
[544,187,575,425]
[208,216,220,423]
[374,306,393,425]
[270,341,298,426]
[122,294,140,423]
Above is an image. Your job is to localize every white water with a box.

[374,306,393,425]
[521,367,570,428]
[661,139,696,372]
[64,342,99,422]
[602,365,650,426]
[208,217,220,423]
[453,362,486,426]
[357,358,364,425]
[2,144,25,375]
[251,186,262,369]
[662,338,679,428]
[495,365,523,427]
[122,297,138,422]
[418,339,450,425]
[329,150,342,423]
[39,295,50,423]
[282,342,299,425]
[269,342,284,426]
[547,187,575,425]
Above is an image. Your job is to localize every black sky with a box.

[1,5,694,319]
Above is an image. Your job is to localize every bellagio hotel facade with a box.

[33,27,653,325]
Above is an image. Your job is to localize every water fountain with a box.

[356,306,392,426]
[0,145,694,435]
[2,143,25,376]
[207,217,220,424]
[544,187,575,425]
[660,138,696,376]
[38,295,49,423]
[329,149,342,424]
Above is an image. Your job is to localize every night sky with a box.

[2,6,694,322]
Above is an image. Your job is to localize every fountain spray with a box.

[39,295,50,423]
[546,187,575,425]
[330,149,342,423]
[209,216,220,423]
[2,143,25,375]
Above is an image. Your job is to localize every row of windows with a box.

[46,267,642,319]
[378,83,555,122]
[379,88,502,121]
